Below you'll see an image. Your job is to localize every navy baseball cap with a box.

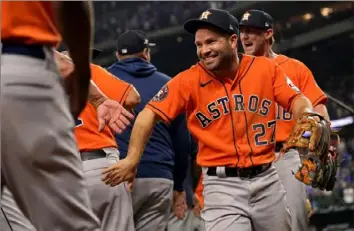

[184,9,239,35]
[239,10,274,30]
[116,30,156,55]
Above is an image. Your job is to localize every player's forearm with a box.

[314,104,330,121]
[291,95,314,119]
[88,80,108,108]
[52,1,93,74]
[126,109,159,165]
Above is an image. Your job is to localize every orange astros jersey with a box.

[274,55,327,143]
[146,54,302,168]
[75,64,133,152]
[1,1,61,46]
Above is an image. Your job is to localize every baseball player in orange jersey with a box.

[1,1,133,231]
[239,10,330,231]
[101,9,320,231]
[67,52,140,231]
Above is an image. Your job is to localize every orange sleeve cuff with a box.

[312,95,327,107]
[288,93,302,113]
[119,84,133,105]
[146,103,172,124]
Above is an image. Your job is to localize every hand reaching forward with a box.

[101,158,137,191]
[97,99,134,133]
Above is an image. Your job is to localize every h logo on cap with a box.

[199,10,212,20]
[242,12,251,21]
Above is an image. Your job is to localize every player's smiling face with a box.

[240,26,269,56]
[195,27,236,72]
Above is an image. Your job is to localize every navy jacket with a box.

[107,57,191,191]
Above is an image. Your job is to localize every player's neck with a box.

[263,48,278,60]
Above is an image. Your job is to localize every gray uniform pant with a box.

[201,164,291,231]
[81,148,135,231]
[274,149,309,231]
[1,148,135,231]
[1,48,100,230]
[131,178,173,231]
[167,209,206,231]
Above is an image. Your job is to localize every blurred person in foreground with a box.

[1,1,133,230]
[103,30,192,231]
[239,9,330,231]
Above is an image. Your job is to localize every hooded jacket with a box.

[107,57,192,191]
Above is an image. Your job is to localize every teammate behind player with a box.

[239,9,329,231]
[106,30,192,231]
[101,8,319,231]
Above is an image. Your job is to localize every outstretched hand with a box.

[96,99,134,133]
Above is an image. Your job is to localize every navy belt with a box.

[2,44,45,60]
[207,163,271,178]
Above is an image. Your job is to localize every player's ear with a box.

[229,33,238,50]
[264,29,273,41]
[142,48,151,62]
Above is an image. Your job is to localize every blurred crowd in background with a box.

[89,1,354,229]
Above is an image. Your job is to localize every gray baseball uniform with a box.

[201,165,291,231]
[81,148,135,231]
[274,148,308,231]
[1,187,36,231]
[1,147,135,231]
[166,210,205,231]
[1,46,101,231]
[131,178,173,231]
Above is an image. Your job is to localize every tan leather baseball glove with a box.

[280,112,339,191]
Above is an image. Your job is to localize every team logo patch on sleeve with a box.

[152,85,169,102]
[286,77,300,92]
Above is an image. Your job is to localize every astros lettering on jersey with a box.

[147,54,302,168]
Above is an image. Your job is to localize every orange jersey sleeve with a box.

[1,1,61,46]
[146,71,193,123]
[75,64,133,151]
[297,61,327,106]
[271,62,302,112]
[90,64,133,104]
[274,55,327,143]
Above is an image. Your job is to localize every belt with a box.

[80,149,106,161]
[275,142,285,152]
[2,44,45,60]
[207,163,271,178]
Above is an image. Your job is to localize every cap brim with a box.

[184,19,212,34]
[239,22,271,30]
[91,48,102,60]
